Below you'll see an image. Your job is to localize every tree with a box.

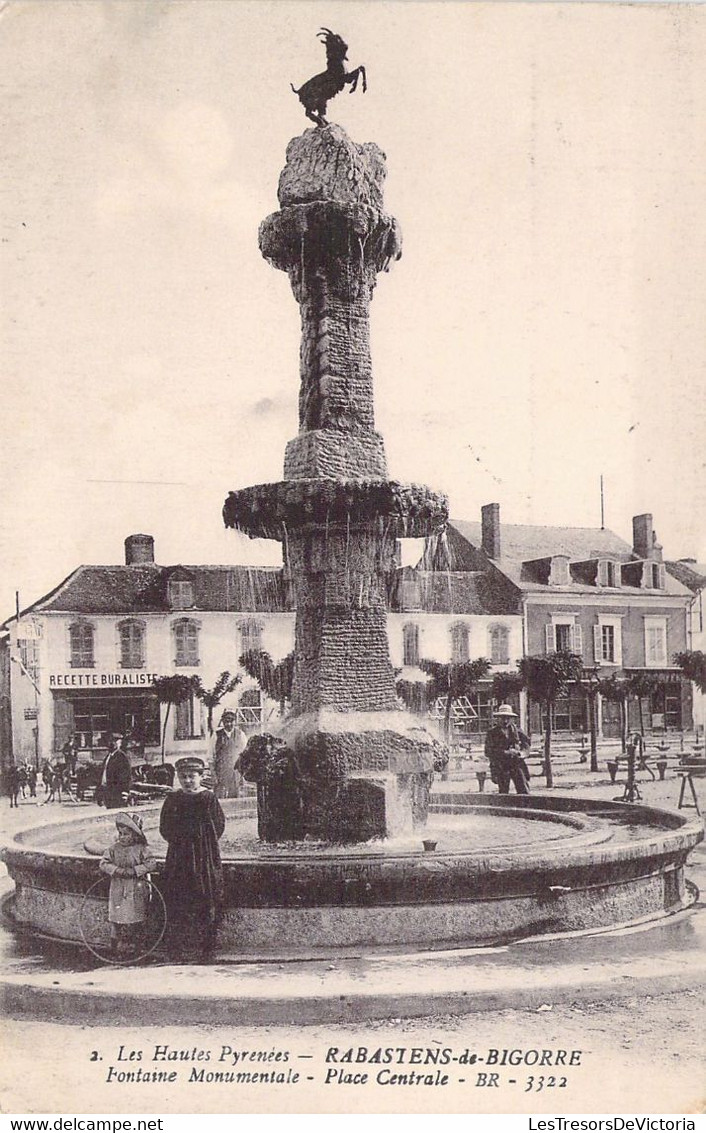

[674,650,706,693]
[578,670,600,772]
[151,674,197,764]
[417,657,492,743]
[518,652,584,787]
[191,671,242,737]
[596,674,630,752]
[626,672,660,736]
[239,649,295,716]
[395,677,429,715]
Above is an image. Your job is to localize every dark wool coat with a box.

[158,789,226,919]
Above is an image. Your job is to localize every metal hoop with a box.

[78,876,166,965]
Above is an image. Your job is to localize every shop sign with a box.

[49,672,162,689]
[24,707,38,720]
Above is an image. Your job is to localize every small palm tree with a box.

[626,672,659,736]
[239,649,294,717]
[518,652,584,787]
[674,650,706,693]
[596,674,630,753]
[191,671,242,737]
[151,674,197,764]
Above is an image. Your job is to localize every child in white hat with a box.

[99,812,157,955]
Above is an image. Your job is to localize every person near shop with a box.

[61,735,78,777]
[7,764,21,808]
[99,812,157,956]
[485,703,531,794]
[158,756,226,960]
[41,759,54,796]
[26,765,37,798]
[44,765,64,804]
[97,735,132,810]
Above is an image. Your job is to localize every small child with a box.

[99,812,156,955]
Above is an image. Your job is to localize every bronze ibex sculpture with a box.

[291,29,367,127]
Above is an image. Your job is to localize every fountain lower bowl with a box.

[3,793,702,956]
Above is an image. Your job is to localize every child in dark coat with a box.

[159,756,225,960]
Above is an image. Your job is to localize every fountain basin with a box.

[3,793,702,957]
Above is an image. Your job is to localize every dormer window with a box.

[549,556,571,586]
[597,560,621,588]
[168,580,194,610]
[651,563,665,590]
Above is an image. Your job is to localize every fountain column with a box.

[224,125,448,842]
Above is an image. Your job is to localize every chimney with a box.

[481,502,501,559]
[125,534,155,565]
[632,514,653,560]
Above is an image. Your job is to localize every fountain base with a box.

[3,793,702,958]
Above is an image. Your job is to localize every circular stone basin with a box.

[2,792,703,957]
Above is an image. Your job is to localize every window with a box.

[545,619,583,655]
[651,563,664,590]
[240,620,263,656]
[549,557,570,586]
[598,560,621,588]
[168,579,194,609]
[403,623,420,666]
[175,695,197,740]
[173,618,200,666]
[118,620,145,668]
[18,638,40,682]
[644,617,667,667]
[451,623,470,664]
[593,617,622,666]
[489,624,510,665]
[69,621,95,668]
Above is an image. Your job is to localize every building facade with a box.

[430,506,693,738]
[1,531,521,776]
[0,535,294,773]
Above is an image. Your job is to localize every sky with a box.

[1,0,704,620]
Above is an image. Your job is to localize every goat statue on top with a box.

[291,29,367,127]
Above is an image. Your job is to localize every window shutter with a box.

[593,625,603,662]
[614,623,622,667]
[545,624,555,653]
[571,624,583,656]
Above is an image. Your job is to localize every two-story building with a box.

[0,535,295,772]
[424,505,693,738]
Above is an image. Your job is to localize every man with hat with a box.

[97,735,132,809]
[158,755,226,960]
[484,704,531,794]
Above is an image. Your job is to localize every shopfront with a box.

[50,671,161,760]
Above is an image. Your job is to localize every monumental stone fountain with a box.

[223,124,448,844]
